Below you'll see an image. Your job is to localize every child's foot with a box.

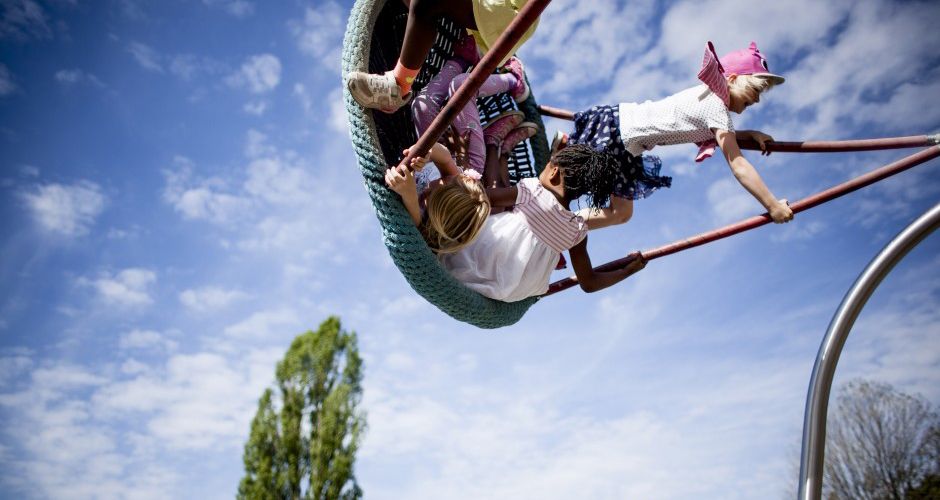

[502,57,530,103]
[550,130,569,155]
[500,122,538,155]
[483,110,525,147]
[346,70,412,113]
[452,32,480,66]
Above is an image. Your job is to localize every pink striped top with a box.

[514,178,587,253]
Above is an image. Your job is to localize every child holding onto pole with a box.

[560,41,794,229]
[387,145,647,302]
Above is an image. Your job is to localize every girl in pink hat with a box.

[560,41,794,230]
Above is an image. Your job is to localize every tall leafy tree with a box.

[238,317,365,500]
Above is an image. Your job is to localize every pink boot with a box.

[500,122,538,155]
[501,57,530,103]
[483,110,524,148]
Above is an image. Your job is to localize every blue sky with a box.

[1,0,939,498]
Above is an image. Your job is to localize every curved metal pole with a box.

[797,202,940,500]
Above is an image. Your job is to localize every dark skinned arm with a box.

[567,237,647,293]
[484,186,518,208]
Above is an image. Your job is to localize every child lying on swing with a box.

[387,144,646,302]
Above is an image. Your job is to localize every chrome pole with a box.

[797,202,940,500]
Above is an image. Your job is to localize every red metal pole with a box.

[536,104,937,154]
[544,145,940,296]
[397,0,552,171]
[536,104,575,120]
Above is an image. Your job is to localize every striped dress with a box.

[439,178,587,302]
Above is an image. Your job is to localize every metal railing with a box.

[797,202,940,499]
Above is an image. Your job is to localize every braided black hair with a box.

[551,144,621,209]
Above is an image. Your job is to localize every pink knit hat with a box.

[719,41,785,84]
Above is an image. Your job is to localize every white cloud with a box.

[162,156,252,224]
[54,68,104,87]
[242,99,267,115]
[202,0,253,18]
[290,3,344,73]
[706,177,762,223]
[226,54,281,94]
[293,83,312,113]
[0,63,15,95]
[127,41,164,73]
[21,180,106,237]
[119,329,178,352]
[0,0,52,41]
[328,86,348,135]
[178,286,249,312]
[83,268,157,307]
[223,307,300,339]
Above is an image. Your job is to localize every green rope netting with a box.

[342,0,544,328]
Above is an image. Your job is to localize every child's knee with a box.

[448,74,468,97]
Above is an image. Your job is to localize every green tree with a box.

[238,317,365,500]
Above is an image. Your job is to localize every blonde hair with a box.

[728,74,777,102]
[423,176,490,254]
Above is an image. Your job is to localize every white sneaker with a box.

[346,70,412,113]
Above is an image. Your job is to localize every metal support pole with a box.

[797,202,940,500]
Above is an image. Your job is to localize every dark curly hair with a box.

[550,144,621,209]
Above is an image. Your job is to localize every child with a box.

[387,145,647,302]
[347,0,540,113]
[411,33,535,180]
[387,141,491,254]
[563,41,794,230]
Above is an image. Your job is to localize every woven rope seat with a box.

[342,0,551,328]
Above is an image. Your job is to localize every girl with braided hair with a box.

[438,144,646,302]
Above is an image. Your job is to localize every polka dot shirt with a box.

[617,84,734,157]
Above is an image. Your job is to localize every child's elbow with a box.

[579,281,601,293]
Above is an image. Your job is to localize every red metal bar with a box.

[536,104,936,154]
[397,0,552,171]
[544,145,940,296]
[736,135,935,153]
[536,104,575,120]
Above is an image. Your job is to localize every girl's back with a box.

[440,178,586,302]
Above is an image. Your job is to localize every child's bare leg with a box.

[400,0,476,68]
[498,153,510,188]
[483,143,502,189]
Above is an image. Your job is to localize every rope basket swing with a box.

[342,0,549,328]
[343,0,940,328]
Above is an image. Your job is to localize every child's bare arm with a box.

[715,129,793,223]
[484,186,517,208]
[576,196,634,230]
[568,238,646,293]
[385,166,422,227]
[734,130,775,156]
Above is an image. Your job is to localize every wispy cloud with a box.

[162,156,252,224]
[54,68,104,87]
[127,41,164,73]
[289,2,344,73]
[225,53,281,94]
[202,0,254,18]
[20,180,106,237]
[0,63,15,95]
[178,286,249,312]
[0,0,52,41]
[118,329,178,352]
[82,268,157,307]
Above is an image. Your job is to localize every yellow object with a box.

[469,0,539,66]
